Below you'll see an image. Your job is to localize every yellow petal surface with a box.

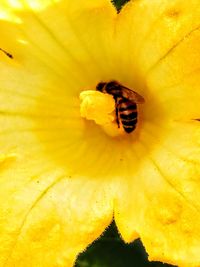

[114,0,200,266]
[1,175,113,267]
[0,0,116,266]
[0,0,200,266]
[114,120,200,266]
[115,0,200,120]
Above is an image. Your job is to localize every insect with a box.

[0,48,13,59]
[96,80,144,133]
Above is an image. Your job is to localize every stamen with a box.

[79,90,125,137]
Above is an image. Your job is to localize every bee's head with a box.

[107,81,119,87]
[96,82,106,92]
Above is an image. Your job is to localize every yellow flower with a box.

[0,0,199,266]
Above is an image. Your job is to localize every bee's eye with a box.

[96,82,105,91]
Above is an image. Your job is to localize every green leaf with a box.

[112,0,130,11]
[75,222,176,267]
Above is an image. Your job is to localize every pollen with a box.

[79,90,124,137]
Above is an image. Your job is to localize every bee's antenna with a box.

[0,48,13,59]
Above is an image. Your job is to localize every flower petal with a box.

[146,26,200,121]
[0,0,117,178]
[116,0,200,73]
[0,174,113,266]
[0,0,116,88]
[0,0,116,266]
[114,119,200,266]
[115,0,200,121]
[114,1,200,265]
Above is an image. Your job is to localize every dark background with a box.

[76,1,176,266]
[75,221,175,267]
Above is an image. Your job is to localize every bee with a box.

[96,80,144,133]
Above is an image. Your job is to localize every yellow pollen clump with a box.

[79,90,125,137]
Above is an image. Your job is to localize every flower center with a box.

[80,81,144,137]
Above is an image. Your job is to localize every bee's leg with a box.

[116,107,120,128]
[114,96,120,128]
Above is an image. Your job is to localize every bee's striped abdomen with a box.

[118,98,138,133]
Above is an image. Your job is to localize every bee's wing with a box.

[121,86,145,103]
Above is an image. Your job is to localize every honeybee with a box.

[96,80,144,133]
